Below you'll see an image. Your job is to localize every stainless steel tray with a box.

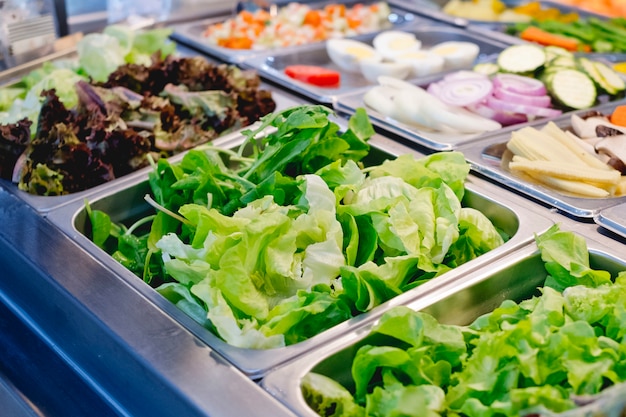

[0,86,304,213]
[261,233,626,416]
[595,203,626,241]
[170,0,419,65]
[241,21,510,104]
[459,100,626,219]
[45,127,554,379]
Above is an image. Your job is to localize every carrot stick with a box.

[519,25,587,51]
[610,105,626,127]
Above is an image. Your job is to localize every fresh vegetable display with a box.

[442,0,579,22]
[0,28,276,196]
[202,2,392,50]
[0,25,176,126]
[85,105,506,349]
[326,30,480,83]
[507,17,626,53]
[303,224,626,417]
[501,108,626,198]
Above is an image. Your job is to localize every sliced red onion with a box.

[486,95,563,118]
[428,77,493,107]
[468,102,528,126]
[493,87,552,108]
[492,73,547,97]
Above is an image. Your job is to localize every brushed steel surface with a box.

[595,202,626,241]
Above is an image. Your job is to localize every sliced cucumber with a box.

[592,60,626,95]
[547,69,597,110]
[578,57,624,95]
[548,55,577,69]
[544,46,573,62]
[497,44,546,74]
[473,62,499,76]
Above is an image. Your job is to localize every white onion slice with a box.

[486,95,563,118]
[363,85,398,118]
[374,75,500,133]
[492,73,547,97]
[422,102,502,133]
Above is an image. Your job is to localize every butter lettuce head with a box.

[155,175,349,348]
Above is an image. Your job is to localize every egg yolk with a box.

[388,37,418,51]
[434,45,459,55]
[346,46,376,58]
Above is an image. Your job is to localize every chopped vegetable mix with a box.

[202,2,393,50]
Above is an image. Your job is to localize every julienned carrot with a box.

[610,105,626,127]
[519,25,591,52]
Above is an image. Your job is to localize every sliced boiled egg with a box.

[326,39,378,73]
[372,30,422,60]
[430,41,480,70]
[359,56,412,82]
[394,50,445,77]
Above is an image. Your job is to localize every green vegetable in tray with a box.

[507,17,626,53]
[0,24,176,130]
[0,43,276,195]
[86,105,507,349]
[78,25,175,82]
[303,224,626,417]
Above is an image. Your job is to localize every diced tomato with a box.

[284,65,341,87]
[303,10,322,26]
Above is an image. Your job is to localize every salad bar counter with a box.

[1,0,626,416]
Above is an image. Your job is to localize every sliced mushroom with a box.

[571,114,626,139]
[595,135,626,174]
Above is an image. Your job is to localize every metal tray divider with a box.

[594,202,626,242]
